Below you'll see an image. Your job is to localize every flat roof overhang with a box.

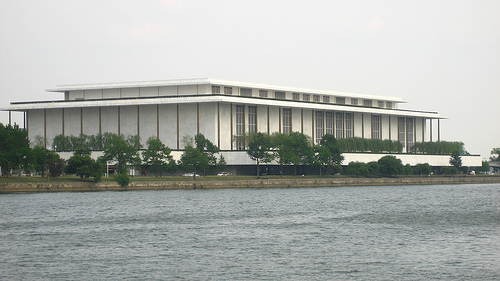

[46,78,406,103]
[3,95,445,119]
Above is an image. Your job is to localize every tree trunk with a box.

[194,165,197,180]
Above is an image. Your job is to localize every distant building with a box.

[3,78,481,170]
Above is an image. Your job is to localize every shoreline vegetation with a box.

[1,175,499,194]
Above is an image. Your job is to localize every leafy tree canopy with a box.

[377,155,403,177]
[345,161,368,177]
[491,148,500,161]
[366,161,380,176]
[413,163,432,175]
[247,132,273,177]
[32,146,59,177]
[194,133,219,175]
[47,155,66,178]
[0,123,32,176]
[179,144,208,179]
[102,134,141,175]
[142,137,176,177]
[272,132,314,175]
[449,152,462,169]
[315,134,344,175]
[66,153,104,182]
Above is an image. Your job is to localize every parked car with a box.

[217,172,231,176]
[183,172,200,177]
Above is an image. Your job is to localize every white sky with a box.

[1,0,498,160]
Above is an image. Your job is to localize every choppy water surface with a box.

[1,184,499,280]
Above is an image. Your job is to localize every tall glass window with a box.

[248,106,256,133]
[345,113,353,138]
[259,90,268,98]
[372,115,380,139]
[212,85,220,94]
[315,111,323,144]
[335,112,343,138]
[224,86,232,95]
[293,93,300,100]
[325,112,333,135]
[282,108,291,134]
[235,105,245,150]
[407,117,414,151]
[303,94,310,101]
[399,117,406,149]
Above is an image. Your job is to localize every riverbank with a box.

[1,175,499,193]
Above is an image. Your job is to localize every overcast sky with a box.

[1,0,498,160]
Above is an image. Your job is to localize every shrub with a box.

[115,173,130,187]
[411,141,465,155]
[337,137,403,153]
[345,162,368,177]
[414,163,432,175]
[366,161,380,177]
[378,155,403,177]
[442,167,458,175]
[402,164,413,175]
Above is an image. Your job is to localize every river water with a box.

[1,184,499,280]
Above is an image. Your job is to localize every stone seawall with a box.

[1,176,499,193]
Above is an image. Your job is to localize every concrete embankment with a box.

[1,176,499,193]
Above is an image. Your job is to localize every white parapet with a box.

[57,150,482,167]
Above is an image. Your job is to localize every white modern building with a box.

[3,78,481,170]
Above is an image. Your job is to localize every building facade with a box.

[3,78,481,168]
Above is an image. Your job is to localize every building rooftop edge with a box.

[46,78,406,103]
[3,95,446,119]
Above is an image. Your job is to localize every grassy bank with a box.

[1,174,499,194]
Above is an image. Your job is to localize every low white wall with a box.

[57,151,482,168]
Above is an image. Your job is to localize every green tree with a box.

[272,132,314,176]
[142,137,176,177]
[179,144,208,179]
[315,134,344,176]
[472,161,490,174]
[102,134,141,176]
[52,134,72,151]
[490,148,500,161]
[402,164,413,175]
[47,155,66,178]
[411,141,465,155]
[0,123,32,176]
[413,163,432,175]
[32,146,59,177]
[247,132,273,177]
[194,133,219,176]
[66,149,104,182]
[449,151,462,170]
[345,161,368,177]
[377,155,403,177]
[216,154,227,172]
[115,173,130,187]
[443,166,458,175]
[366,161,380,177]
